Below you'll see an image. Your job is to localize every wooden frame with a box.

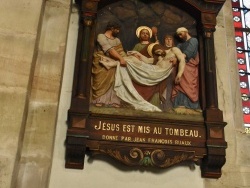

[65,0,227,178]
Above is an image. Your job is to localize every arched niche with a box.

[66,0,227,178]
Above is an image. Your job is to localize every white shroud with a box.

[99,52,173,112]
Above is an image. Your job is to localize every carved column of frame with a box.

[66,0,98,169]
[200,12,227,178]
[65,0,227,178]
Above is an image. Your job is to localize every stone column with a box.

[9,1,72,188]
[0,1,44,188]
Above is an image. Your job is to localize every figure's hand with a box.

[151,26,158,42]
[120,59,127,67]
[170,57,177,66]
[129,51,143,61]
[175,75,181,84]
[152,26,158,35]
[158,56,163,61]
[133,53,142,61]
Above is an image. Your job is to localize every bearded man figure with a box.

[172,27,201,114]
[91,21,127,107]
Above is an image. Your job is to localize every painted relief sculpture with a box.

[91,29,196,114]
[92,24,186,112]
[66,0,227,179]
[90,2,203,115]
[98,43,185,112]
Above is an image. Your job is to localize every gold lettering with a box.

[174,129,179,135]
[193,130,199,137]
[133,137,146,142]
[94,121,102,130]
[102,122,107,130]
[189,130,193,137]
[174,140,191,146]
[165,128,199,138]
[165,128,169,134]
[121,136,132,141]
[106,123,110,130]
[94,121,120,131]
[97,121,201,140]
[138,126,150,134]
[122,124,135,132]
[153,127,162,134]
[148,138,173,144]
[169,128,174,135]
[102,135,118,141]
[180,129,184,136]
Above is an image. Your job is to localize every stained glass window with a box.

[232,0,250,131]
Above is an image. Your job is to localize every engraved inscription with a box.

[94,121,201,138]
[92,120,205,146]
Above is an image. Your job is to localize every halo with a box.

[136,26,153,38]
[147,43,158,57]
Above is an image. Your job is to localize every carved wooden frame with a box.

[65,0,227,178]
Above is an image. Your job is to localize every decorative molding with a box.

[100,147,195,168]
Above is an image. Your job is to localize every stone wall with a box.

[204,0,250,187]
[0,0,71,188]
[0,1,44,187]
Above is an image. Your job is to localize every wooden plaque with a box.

[65,0,227,178]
